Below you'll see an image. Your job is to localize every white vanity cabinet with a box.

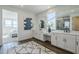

[76,36,79,53]
[56,33,65,49]
[34,31,39,39]
[51,32,76,53]
[32,31,38,39]
[38,32,44,41]
[51,33,57,46]
[51,33,65,49]
[63,34,76,53]
[34,30,44,41]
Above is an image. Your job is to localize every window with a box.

[47,12,56,30]
[2,9,18,28]
[13,20,17,28]
[5,19,12,27]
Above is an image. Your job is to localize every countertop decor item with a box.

[48,26,51,33]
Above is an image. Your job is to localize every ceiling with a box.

[55,5,79,17]
[11,5,55,14]
[56,5,79,12]
[9,5,79,14]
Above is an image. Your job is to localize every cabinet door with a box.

[76,36,79,53]
[39,33,44,41]
[56,33,65,49]
[51,33,57,46]
[34,31,39,39]
[36,32,40,39]
[34,30,44,41]
[65,35,76,53]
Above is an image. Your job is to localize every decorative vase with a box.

[48,27,51,33]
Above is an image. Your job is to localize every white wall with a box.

[36,11,47,30]
[36,8,56,33]
[0,5,36,44]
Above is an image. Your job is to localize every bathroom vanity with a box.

[34,29,79,53]
[51,31,79,53]
[42,31,79,53]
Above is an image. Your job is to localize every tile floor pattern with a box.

[3,41,56,54]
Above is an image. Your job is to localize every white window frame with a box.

[47,12,56,30]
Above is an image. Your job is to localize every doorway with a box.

[2,9,18,44]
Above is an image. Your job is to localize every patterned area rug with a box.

[7,41,56,54]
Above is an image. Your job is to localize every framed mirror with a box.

[56,17,64,30]
[56,16,70,32]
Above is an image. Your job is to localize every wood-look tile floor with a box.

[0,38,73,54]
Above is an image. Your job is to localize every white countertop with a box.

[43,30,79,36]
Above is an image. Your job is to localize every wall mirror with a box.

[56,16,70,31]
[56,17,64,30]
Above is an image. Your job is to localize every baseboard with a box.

[18,37,33,42]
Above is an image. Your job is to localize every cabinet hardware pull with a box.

[65,39,66,42]
[76,41,78,46]
[63,39,66,42]
[55,36,57,40]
